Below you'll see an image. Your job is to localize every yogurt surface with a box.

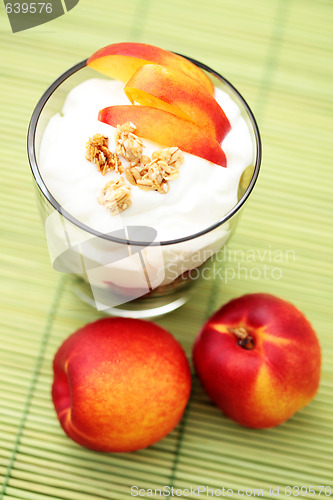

[39,78,253,242]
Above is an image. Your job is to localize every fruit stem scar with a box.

[228,327,254,350]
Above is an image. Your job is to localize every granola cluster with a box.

[115,122,144,162]
[86,123,184,215]
[97,177,131,216]
[126,147,183,194]
[86,134,123,175]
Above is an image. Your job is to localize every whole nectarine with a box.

[52,318,191,452]
[193,293,321,428]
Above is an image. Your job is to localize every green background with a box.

[0,0,332,498]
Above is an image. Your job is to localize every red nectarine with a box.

[193,293,321,428]
[52,318,191,452]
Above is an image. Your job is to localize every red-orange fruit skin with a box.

[87,42,215,95]
[52,318,191,452]
[98,105,227,167]
[124,64,230,142]
[192,293,321,429]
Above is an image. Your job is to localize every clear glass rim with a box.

[27,56,262,247]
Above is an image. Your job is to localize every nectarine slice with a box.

[87,42,214,95]
[98,105,227,167]
[124,64,230,142]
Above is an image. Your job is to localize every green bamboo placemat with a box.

[0,0,332,499]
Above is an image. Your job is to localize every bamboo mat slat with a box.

[1,0,333,498]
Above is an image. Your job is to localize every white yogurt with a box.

[39,78,254,305]
[39,78,253,240]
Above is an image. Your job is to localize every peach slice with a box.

[193,294,321,429]
[98,105,227,167]
[124,64,230,143]
[87,42,214,95]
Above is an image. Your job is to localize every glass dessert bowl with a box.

[28,43,261,318]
